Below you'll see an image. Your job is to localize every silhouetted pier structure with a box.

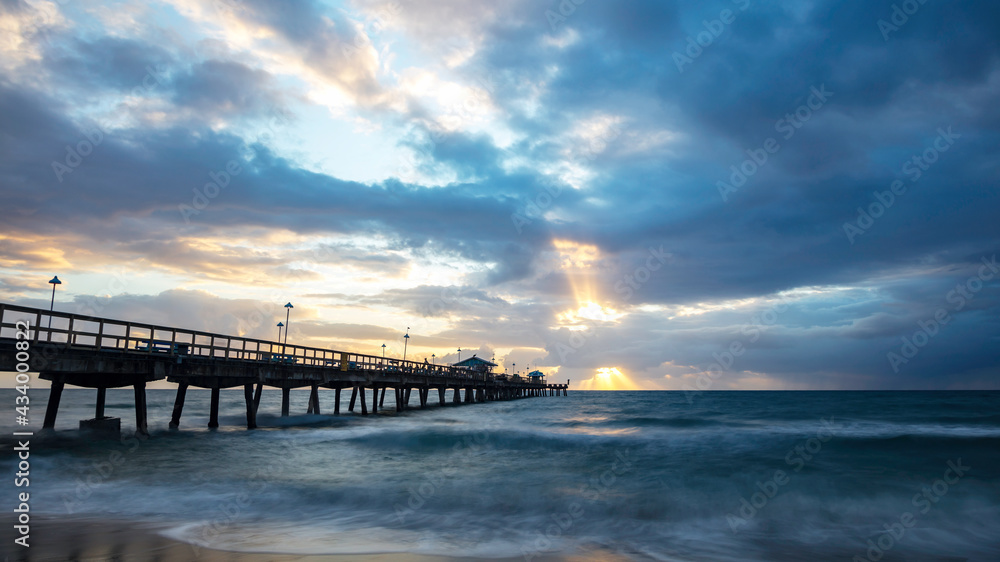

[0,303,567,435]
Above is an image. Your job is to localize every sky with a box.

[1,0,998,390]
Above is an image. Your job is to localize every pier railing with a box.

[0,303,495,381]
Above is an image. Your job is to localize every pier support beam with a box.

[95,387,107,419]
[133,381,148,437]
[404,388,411,407]
[309,384,321,415]
[348,386,358,412]
[371,387,378,414]
[281,387,290,416]
[253,384,263,417]
[334,388,342,415]
[465,387,473,403]
[379,387,387,408]
[42,381,64,429]
[169,383,188,429]
[208,387,220,429]
[359,385,368,415]
[453,387,461,404]
[419,388,427,408]
[395,388,403,412]
[438,387,446,406]
[244,384,257,430]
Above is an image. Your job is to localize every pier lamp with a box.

[403,328,410,362]
[47,275,62,330]
[432,353,435,365]
[382,343,386,363]
[277,321,284,342]
[283,302,293,344]
[457,347,461,362]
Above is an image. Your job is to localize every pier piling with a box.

[42,381,64,429]
[309,383,320,415]
[244,384,257,429]
[253,384,263,417]
[133,381,148,437]
[169,383,187,429]
[95,387,107,419]
[208,387,220,429]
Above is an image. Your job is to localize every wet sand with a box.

[1,516,626,562]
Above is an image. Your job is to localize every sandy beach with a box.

[2,516,622,562]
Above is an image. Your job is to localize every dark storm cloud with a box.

[469,1,1000,296]
[43,36,175,93]
[171,60,284,117]
[403,129,504,181]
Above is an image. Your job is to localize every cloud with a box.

[2,0,999,389]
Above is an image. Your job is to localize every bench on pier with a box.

[261,352,297,364]
[135,339,189,354]
[322,360,358,369]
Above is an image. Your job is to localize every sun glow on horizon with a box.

[578,367,642,390]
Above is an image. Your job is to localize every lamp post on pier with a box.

[283,303,293,344]
[403,328,410,362]
[276,322,284,342]
[457,347,461,363]
[381,343,386,364]
[47,275,61,330]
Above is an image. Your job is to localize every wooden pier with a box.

[0,303,567,435]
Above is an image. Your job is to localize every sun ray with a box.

[578,367,641,390]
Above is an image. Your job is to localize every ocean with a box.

[1,389,998,561]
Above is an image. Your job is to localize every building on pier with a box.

[451,355,497,374]
[528,370,546,384]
